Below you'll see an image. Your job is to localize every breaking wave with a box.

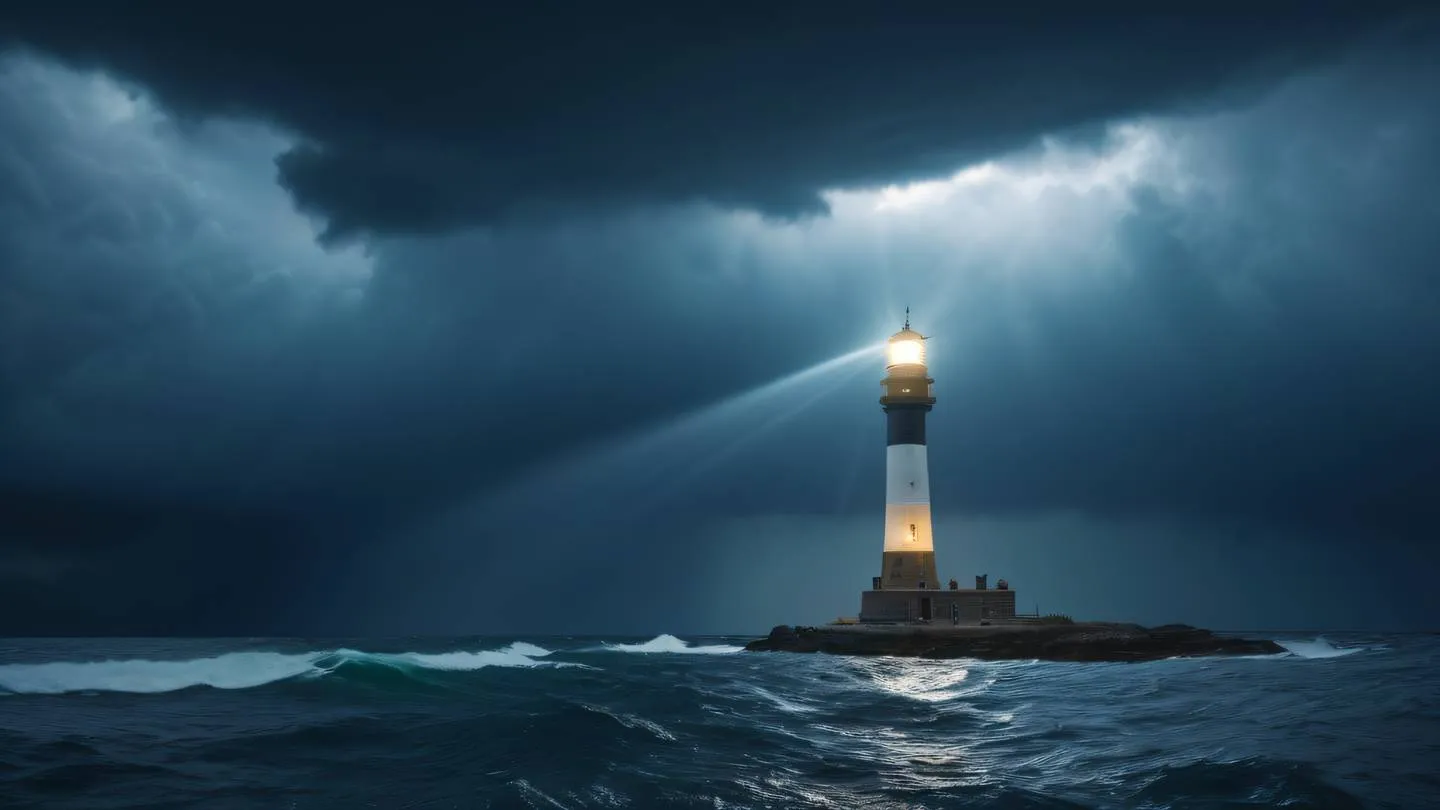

[601,634,743,654]
[0,642,570,696]
[1275,637,1373,659]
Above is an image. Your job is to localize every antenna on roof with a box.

[904,306,910,330]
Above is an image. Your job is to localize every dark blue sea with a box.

[2,633,1436,809]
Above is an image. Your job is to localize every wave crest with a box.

[602,634,743,654]
[0,642,568,696]
[1276,638,1370,659]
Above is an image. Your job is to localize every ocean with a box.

[1,633,1435,809]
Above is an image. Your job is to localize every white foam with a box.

[1276,637,1368,659]
[500,641,555,658]
[603,634,743,654]
[747,685,821,714]
[0,642,568,696]
[336,641,563,673]
[0,651,320,695]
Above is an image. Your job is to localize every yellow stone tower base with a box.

[880,550,940,590]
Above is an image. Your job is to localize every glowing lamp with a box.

[885,330,926,368]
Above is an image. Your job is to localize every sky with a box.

[1,5,1438,636]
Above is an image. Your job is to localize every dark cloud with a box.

[0,57,889,633]
[937,53,1440,535]
[0,3,1430,240]
[2,12,1439,635]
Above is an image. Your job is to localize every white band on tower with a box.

[883,444,933,552]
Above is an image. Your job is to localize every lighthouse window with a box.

[901,388,912,393]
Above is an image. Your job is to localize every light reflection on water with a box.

[850,656,975,702]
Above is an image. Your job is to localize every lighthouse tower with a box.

[876,311,939,590]
[856,312,1017,624]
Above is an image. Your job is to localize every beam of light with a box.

[642,353,873,503]
[618,340,884,459]
[434,340,885,531]
[359,340,885,623]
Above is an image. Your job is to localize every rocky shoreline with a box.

[743,622,1286,662]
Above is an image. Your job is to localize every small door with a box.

[920,597,933,621]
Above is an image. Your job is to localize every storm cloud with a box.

[0,3,1428,240]
[1,7,1438,634]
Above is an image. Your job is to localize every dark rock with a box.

[743,622,1286,662]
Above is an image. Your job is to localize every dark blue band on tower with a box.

[885,404,929,446]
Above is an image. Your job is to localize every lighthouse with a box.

[877,312,939,590]
[858,310,1017,624]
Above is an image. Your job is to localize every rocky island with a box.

[744,622,1287,662]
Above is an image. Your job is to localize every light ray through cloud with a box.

[460,341,886,522]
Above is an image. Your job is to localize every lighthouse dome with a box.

[886,328,927,369]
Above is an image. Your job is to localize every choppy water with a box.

[1,632,1436,809]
